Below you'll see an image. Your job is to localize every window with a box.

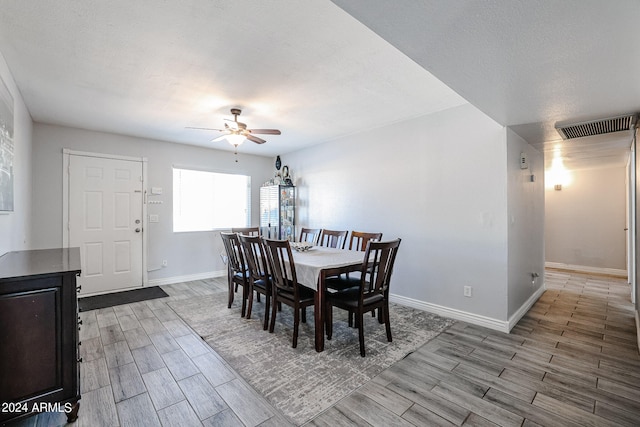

[173,168,250,232]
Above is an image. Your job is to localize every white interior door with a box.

[68,154,144,295]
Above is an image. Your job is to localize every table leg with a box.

[314,271,326,352]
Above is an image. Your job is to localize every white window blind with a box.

[173,168,250,232]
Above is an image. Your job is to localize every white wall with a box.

[506,129,545,320]
[31,123,274,280]
[283,103,518,324]
[545,165,627,272]
[0,52,32,256]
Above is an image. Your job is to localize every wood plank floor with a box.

[11,270,639,426]
[11,278,292,427]
[309,269,640,426]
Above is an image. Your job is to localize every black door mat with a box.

[79,286,169,312]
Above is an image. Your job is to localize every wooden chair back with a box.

[299,227,322,244]
[349,231,383,251]
[359,239,401,299]
[263,239,300,297]
[221,232,245,274]
[319,229,348,249]
[238,234,269,282]
[232,226,260,236]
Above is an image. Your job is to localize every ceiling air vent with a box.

[555,114,637,140]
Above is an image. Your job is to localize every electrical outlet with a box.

[464,286,472,297]
[162,260,168,267]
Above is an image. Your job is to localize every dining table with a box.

[290,246,366,352]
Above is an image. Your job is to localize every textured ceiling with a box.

[0,0,466,157]
[0,1,638,169]
[331,0,640,170]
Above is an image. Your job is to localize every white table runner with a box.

[291,246,364,290]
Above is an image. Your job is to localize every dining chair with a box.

[319,229,348,249]
[220,232,249,317]
[325,238,401,357]
[230,227,260,294]
[238,234,271,330]
[348,231,383,251]
[344,231,384,318]
[263,238,316,348]
[299,227,322,245]
[336,230,384,287]
[232,226,260,236]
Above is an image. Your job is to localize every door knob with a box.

[135,228,141,233]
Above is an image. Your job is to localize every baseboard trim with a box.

[148,270,226,286]
[507,285,546,331]
[389,294,510,333]
[545,262,627,278]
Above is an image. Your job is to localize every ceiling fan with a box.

[187,108,281,147]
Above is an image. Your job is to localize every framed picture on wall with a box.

[0,74,14,212]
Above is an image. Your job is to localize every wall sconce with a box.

[546,146,572,191]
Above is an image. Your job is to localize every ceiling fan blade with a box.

[249,129,281,135]
[185,126,226,132]
[211,134,230,142]
[246,134,266,144]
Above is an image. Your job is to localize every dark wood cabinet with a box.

[0,248,81,425]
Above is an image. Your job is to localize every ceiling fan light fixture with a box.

[226,133,246,147]
[188,108,280,147]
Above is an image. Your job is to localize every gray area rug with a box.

[169,291,455,425]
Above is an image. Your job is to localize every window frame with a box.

[172,167,251,233]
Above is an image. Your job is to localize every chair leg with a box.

[227,266,234,309]
[240,284,247,317]
[245,283,254,319]
[269,293,278,333]
[263,293,270,330]
[292,304,300,348]
[348,311,353,327]
[358,310,366,357]
[301,306,307,323]
[384,304,392,342]
[227,279,234,309]
[326,304,333,340]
